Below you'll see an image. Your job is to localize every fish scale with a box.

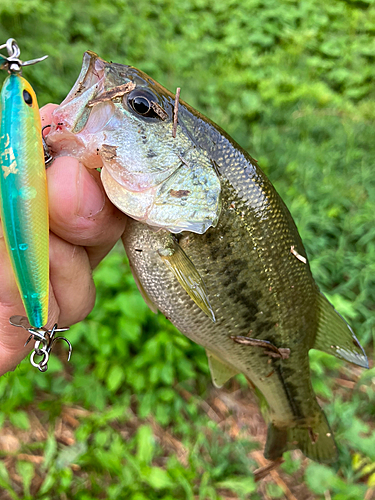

[123,186,327,459]
[123,180,316,412]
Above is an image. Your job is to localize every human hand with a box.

[0,104,127,376]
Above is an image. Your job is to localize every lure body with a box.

[0,73,49,328]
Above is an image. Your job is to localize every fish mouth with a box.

[46,51,111,163]
[62,51,106,109]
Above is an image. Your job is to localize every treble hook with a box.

[9,316,72,372]
[0,38,47,74]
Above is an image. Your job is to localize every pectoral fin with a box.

[158,239,215,322]
[206,350,239,388]
[313,293,368,368]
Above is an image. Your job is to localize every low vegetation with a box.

[0,0,374,498]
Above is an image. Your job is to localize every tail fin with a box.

[313,293,368,369]
[264,411,338,464]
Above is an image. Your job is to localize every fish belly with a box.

[123,214,337,462]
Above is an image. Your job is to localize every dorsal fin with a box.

[313,293,368,368]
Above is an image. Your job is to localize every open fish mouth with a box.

[46,52,115,163]
[62,52,106,108]
[53,51,107,131]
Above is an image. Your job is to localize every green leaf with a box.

[16,461,34,497]
[136,425,155,465]
[43,434,57,470]
[305,464,346,495]
[9,411,30,430]
[216,477,256,496]
[0,462,19,499]
[55,442,87,470]
[106,364,125,392]
[141,466,173,489]
[38,472,56,496]
[266,483,284,498]
[0,462,10,482]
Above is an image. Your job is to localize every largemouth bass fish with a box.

[47,52,368,463]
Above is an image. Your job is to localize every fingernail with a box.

[76,164,105,218]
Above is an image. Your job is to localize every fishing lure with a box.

[0,38,71,371]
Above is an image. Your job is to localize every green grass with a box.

[1,0,375,498]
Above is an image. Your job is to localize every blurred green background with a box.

[0,0,375,499]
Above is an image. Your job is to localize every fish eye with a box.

[126,89,167,120]
[23,90,33,106]
[130,95,151,115]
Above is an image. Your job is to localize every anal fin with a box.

[313,293,368,369]
[206,350,238,388]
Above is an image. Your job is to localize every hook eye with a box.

[30,348,49,372]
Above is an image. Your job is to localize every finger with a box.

[47,157,127,262]
[42,104,127,266]
[49,232,96,326]
[39,103,58,131]
[0,225,59,325]
[0,286,60,376]
[0,229,97,374]
[84,215,127,269]
[0,231,60,375]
